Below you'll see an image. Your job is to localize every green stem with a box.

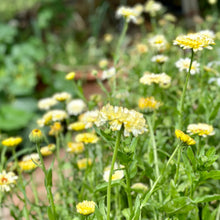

[107,129,122,220]
[125,166,133,215]
[147,117,162,204]
[36,144,57,219]
[141,144,181,209]
[177,49,194,130]
[0,146,7,171]
[31,174,43,220]
[20,178,30,220]
[114,21,128,66]
[174,147,181,185]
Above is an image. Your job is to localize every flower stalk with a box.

[107,129,122,220]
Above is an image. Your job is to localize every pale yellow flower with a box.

[136,43,148,54]
[103,164,124,182]
[49,122,63,136]
[53,92,71,102]
[138,97,161,110]
[175,129,196,145]
[67,142,84,154]
[68,122,86,131]
[145,0,163,17]
[187,123,215,137]
[175,58,200,75]
[140,72,171,88]
[151,55,168,64]
[173,32,215,52]
[116,6,139,23]
[40,144,56,156]
[102,67,116,80]
[76,200,95,215]
[75,133,99,144]
[149,35,168,52]
[77,158,92,170]
[67,99,87,116]
[29,129,44,144]
[38,97,57,110]
[98,59,108,69]
[0,170,18,192]
[1,137,22,147]
[131,183,148,192]
[104,34,113,43]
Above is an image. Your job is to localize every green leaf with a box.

[194,194,220,203]
[46,168,53,187]
[160,197,195,214]
[95,206,104,220]
[187,147,196,170]
[200,170,220,180]
[47,206,55,220]
[131,194,141,220]
[209,102,220,121]
[0,104,33,130]
[95,180,121,192]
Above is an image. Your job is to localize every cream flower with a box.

[175,58,200,75]
[149,35,168,51]
[187,123,215,137]
[103,163,124,182]
[102,67,116,80]
[53,92,71,102]
[116,6,139,23]
[38,97,57,110]
[145,0,163,17]
[76,200,95,215]
[67,99,87,116]
[0,170,18,192]
[151,55,168,64]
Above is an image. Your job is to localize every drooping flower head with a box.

[18,153,40,172]
[53,92,71,102]
[175,129,196,145]
[68,122,86,131]
[0,170,18,192]
[76,200,96,215]
[173,32,215,52]
[40,144,56,156]
[187,123,215,137]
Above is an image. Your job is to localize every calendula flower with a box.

[102,67,116,80]
[175,58,200,75]
[1,137,22,147]
[68,122,86,131]
[116,6,139,23]
[187,123,215,137]
[67,99,87,116]
[140,72,171,88]
[38,97,57,110]
[53,92,71,102]
[77,158,92,170]
[46,110,68,122]
[175,129,196,145]
[151,55,168,64]
[97,104,148,137]
[145,0,163,17]
[75,133,99,144]
[103,163,124,182]
[138,97,161,110]
[0,170,18,192]
[65,72,75,80]
[67,142,84,154]
[76,200,96,215]
[29,129,44,144]
[136,43,148,54]
[49,122,63,136]
[104,34,113,43]
[40,144,56,156]
[173,32,215,52]
[149,35,168,52]
[98,59,109,69]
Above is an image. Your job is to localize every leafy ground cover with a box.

[0,1,220,219]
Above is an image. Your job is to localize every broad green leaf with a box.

[194,194,220,203]
[160,197,195,214]
[46,168,53,187]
